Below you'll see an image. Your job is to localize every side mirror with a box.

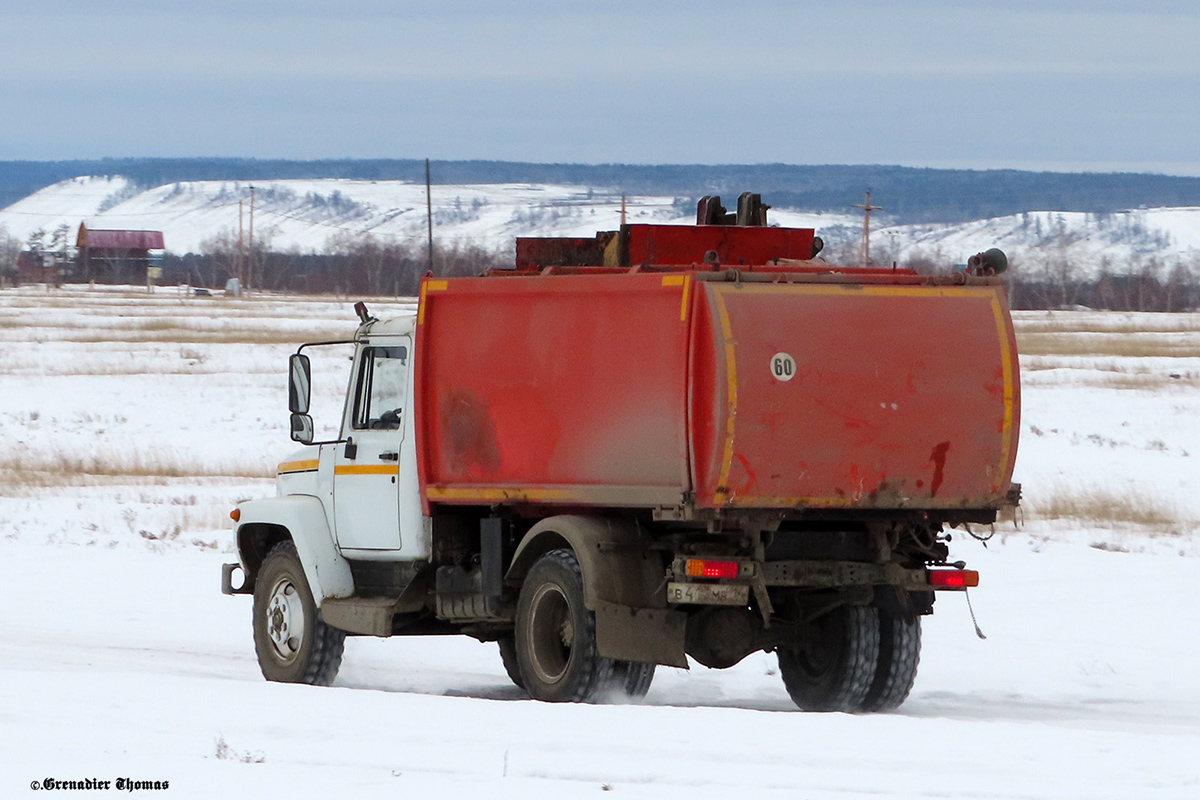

[290,413,314,444]
[288,354,311,414]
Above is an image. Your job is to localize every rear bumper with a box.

[666,557,979,606]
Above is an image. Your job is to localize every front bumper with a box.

[221,562,253,595]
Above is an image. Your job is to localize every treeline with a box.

[164,237,508,296]
[8,158,1200,224]
[155,239,1200,312]
[996,242,1200,312]
[1006,269,1200,312]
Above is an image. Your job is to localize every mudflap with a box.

[594,601,688,668]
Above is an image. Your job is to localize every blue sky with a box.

[3,0,1199,174]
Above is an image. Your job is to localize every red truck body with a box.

[414,233,1019,518]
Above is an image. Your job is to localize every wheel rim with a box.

[526,582,574,685]
[795,629,837,678]
[264,575,306,664]
[790,611,844,681]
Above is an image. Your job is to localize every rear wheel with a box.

[252,541,345,686]
[860,613,921,712]
[777,605,880,712]
[515,548,651,703]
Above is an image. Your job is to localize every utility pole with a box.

[237,200,244,285]
[248,185,255,289]
[620,194,627,226]
[854,191,882,267]
[425,158,434,274]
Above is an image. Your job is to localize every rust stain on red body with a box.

[441,389,501,479]
[928,441,951,497]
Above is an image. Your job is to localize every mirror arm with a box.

[296,339,357,354]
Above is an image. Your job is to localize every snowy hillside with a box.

[0,175,854,256]
[884,208,1200,273]
[3,176,1199,278]
[1,288,1199,797]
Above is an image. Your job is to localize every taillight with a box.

[685,559,739,579]
[929,569,979,588]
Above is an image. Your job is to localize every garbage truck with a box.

[223,193,1020,711]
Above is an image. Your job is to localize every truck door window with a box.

[351,345,409,430]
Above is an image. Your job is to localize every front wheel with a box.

[777,605,880,712]
[252,541,345,686]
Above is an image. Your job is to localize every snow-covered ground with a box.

[1,286,1198,798]
[6,175,1200,278]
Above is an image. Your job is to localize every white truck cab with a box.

[224,308,440,684]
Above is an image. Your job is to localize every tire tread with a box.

[778,605,880,712]
[860,614,921,712]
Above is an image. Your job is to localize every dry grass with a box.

[1015,332,1200,359]
[1020,361,1199,391]
[1,321,347,345]
[0,450,273,488]
[1013,311,1200,335]
[50,329,341,345]
[1026,485,1185,530]
[1013,311,1200,359]
[1012,312,1200,392]
[0,288,415,346]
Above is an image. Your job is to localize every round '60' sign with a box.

[770,352,796,382]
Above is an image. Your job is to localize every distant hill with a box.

[5,159,1200,225]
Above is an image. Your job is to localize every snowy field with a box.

[2,285,1199,798]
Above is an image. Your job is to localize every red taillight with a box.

[929,569,979,588]
[685,559,739,579]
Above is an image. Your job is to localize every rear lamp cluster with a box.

[685,559,740,579]
[929,569,980,588]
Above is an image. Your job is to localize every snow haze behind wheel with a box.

[612,660,656,699]
[777,605,880,712]
[252,541,345,686]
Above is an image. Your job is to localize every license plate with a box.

[667,581,749,606]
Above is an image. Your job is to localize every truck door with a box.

[332,338,410,550]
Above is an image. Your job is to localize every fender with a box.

[236,495,354,604]
[506,515,686,667]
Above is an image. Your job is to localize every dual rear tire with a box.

[777,604,920,713]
